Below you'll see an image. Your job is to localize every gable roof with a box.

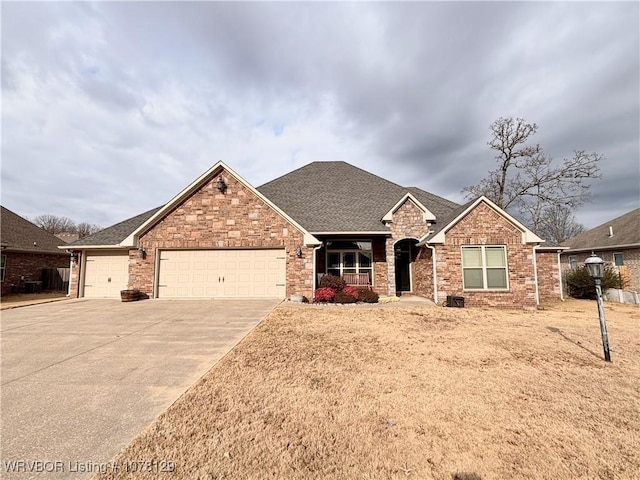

[418,196,544,245]
[1,206,68,254]
[562,207,640,252]
[66,207,162,248]
[257,161,460,233]
[122,161,320,246]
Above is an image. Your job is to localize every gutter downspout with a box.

[532,245,540,306]
[426,244,438,305]
[312,243,323,301]
[557,250,564,301]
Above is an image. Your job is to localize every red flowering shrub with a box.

[314,287,336,302]
[342,285,359,299]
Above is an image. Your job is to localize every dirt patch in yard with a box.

[95,299,639,480]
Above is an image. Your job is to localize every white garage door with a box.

[157,249,286,299]
[83,251,130,298]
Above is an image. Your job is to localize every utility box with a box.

[446,295,465,308]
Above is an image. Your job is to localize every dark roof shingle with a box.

[257,161,460,233]
[562,208,640,251]
[69,207,163,247]
[0,206,68,254]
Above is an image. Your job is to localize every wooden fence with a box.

[41,268,70,292]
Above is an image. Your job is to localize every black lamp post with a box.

[584,253,611,362]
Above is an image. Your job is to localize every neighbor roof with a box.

[257,161,460,233]
[68,207,162,247]
[562,208,640,251]
[1,206,68,254]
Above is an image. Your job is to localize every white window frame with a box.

[569,255,578,270]
[0,254,6,282]
[461,245,509,291]
[613,252,624,266]
[325,241,373,284]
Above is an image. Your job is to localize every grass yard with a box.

[96,299,639,480]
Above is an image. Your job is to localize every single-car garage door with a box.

[83,251,130,298]
[157,249,286,299]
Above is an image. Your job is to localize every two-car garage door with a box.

[157,249,286,299]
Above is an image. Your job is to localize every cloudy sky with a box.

[2,1,638,232]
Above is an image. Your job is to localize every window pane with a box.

[463,268,483,289]
[485,247,506,267]
[328,253,340,269]
[569,256,577,269]
[343,268,357,274]
[487,268,507,289]
[614,253,624,266]
[359,251,372,268]
[327,268,340,277]
[356,241,372,250]
[462,247,482,267]
[343,252,356,268]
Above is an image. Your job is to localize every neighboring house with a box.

[64,161,563,308]
[561,208,640,292]
[1,206,71,295]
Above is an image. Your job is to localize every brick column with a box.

[386,237,396,296]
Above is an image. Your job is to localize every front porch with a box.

[313,235,433,298]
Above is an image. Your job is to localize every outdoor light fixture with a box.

[70,251,79,263]
[217,176,227,193]
[138,247,146,259]
[585,253,611,362]
[295,245,303,258]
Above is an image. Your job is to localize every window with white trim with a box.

[326,241,373,282]
[462,246,508,290]
[0,255,6,282]
[613,253,624,266]
[569,256,578,270]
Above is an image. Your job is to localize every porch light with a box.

[584,253,604,279]
[138,247,146,259]
[70,251,79,263]
[584,253,611,362]
[217,176,227,193]
[295,246,303,258]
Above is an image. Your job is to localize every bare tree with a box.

[462,117,602,232]
[536,204,585,245]
[32,214,76,235]
[76,222,103,238]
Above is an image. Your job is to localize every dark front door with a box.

[394,240,412,293]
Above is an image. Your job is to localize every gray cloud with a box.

[1,2,638,231]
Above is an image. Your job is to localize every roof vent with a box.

[608,226,614,237]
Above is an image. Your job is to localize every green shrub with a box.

[565,265,624,299]
[357,288,379,303]
[334,291,358,303]
[319,274,346,291]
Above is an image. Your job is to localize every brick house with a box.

[561,208,640,293]
[1,206,71,296]
[64,161,563,308]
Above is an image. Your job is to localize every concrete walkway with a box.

[1,298,280,479]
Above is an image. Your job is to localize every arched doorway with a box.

[394,238,418,294]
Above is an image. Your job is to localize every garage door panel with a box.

[158,249,285,299]
[84,252,129,298]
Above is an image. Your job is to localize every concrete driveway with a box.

[1,298,280,479]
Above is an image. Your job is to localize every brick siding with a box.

[434,202,538,308]
[1,252,70,296]
[535,250,563,301]
[129,169,314,299]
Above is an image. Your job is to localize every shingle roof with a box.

[419,198,477,241]
[0,206,68,254]
[562,208,640,251]
[69,207,163,247]
[257,161,460,232]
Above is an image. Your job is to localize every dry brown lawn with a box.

[96,299,639,480]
